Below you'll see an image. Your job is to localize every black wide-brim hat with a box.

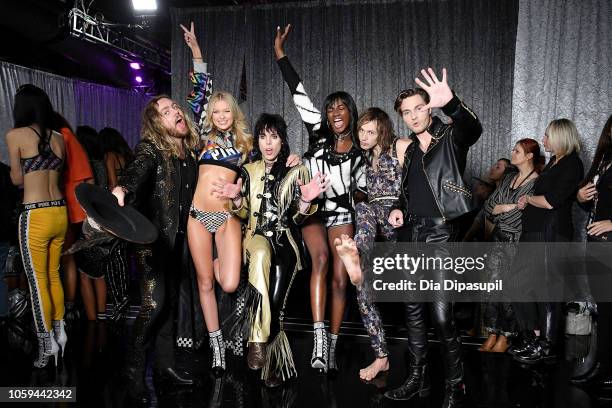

[75,183,158,244]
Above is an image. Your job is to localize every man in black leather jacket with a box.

[385,68,482,408]
[112,95,203,404]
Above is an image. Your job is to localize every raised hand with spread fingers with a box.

[213,178,243,202]
[298,172,330,203]
[414,67,453,111]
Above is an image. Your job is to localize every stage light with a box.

[130,62,141,70]
[132,0,157,11]
[135,76,143,83]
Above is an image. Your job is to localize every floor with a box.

[2,314,612,408]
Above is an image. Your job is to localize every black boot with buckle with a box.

[384,363,430,400]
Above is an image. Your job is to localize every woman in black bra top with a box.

[5,84,68,368]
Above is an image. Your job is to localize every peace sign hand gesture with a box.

[274,24,291,60]
[415,68,453,110]
[180,22,202,59]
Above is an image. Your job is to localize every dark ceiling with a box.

[0,0,299,94]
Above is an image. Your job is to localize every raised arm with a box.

[415,68,482,148]
[182,22,213,135]
[274,24,322,147]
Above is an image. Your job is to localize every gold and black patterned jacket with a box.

[118,140,197,250]
[232,161,317,263]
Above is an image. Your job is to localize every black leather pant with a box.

[397,217,463,385]
[268,262,293,335]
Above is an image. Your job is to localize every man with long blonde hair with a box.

[112,95,202,404]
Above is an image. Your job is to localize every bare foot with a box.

[359,357,389,381]
[334,234,363,286]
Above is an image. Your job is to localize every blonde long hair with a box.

[203,91,252,159]
[141,95,199,158]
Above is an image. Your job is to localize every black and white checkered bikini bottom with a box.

[189,206,231,233]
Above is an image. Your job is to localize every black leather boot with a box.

[508,331,536,356]
[154,367,194,385]
[442,382,466,408]
[123,366,151,406]
[514,339,555,364]
[384,364,430,400]
[569,321,599,385]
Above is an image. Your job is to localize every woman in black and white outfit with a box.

[274,25,366,373]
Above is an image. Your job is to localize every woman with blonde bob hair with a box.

[544,118,581,157]
[513,118,584,364]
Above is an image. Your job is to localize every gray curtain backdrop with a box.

[171,0,519,180]
[172,7,250,101]
[511,0,612,240]
[73,81,150,147]
[0,60,149,163]
[511,0,612,162]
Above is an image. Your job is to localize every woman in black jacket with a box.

[513,118,584,363]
